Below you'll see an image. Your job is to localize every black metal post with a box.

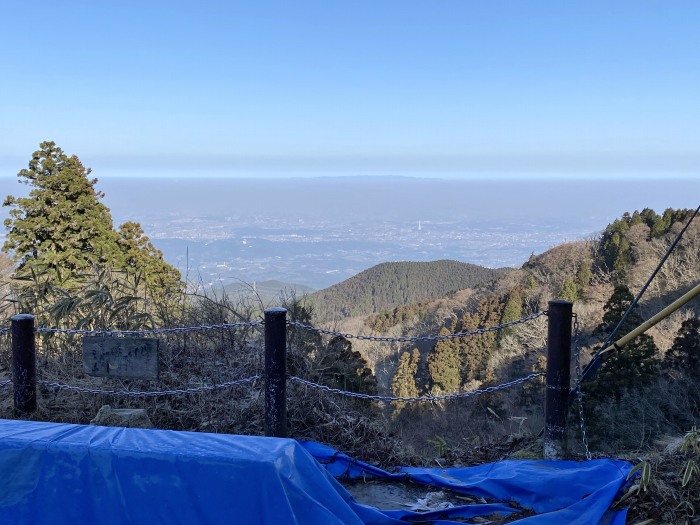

[544,300,573,459]
[12,314,36,413]
[264,307,287,438]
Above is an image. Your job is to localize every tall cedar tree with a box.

[665,316,700,379]
[3,142,182,319]
[588,284,659,401]
[3,142,120,272]
[428,327,461,394]
[391,348,421,415]
[498,288,523,340]
[118,221,182,298]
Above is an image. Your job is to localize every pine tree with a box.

[460,295,502,380]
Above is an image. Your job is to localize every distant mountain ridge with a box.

[308,260,511,322]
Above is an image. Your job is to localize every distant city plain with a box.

[1,177,698,290]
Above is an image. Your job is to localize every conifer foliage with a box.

[665,316,700,379]
[2,142,182,326]
[588,284,659,400]
[3,142,120,272]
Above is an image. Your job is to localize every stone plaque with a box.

[83,337,159,380]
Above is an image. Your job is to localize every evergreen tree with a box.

[557,277,578,303]
[117,221,182,298]
[588,285,659,401]
[391,348,421,416]
[392,349,420,399]
[461,295,502,380]
[318,336,377,394]
[3,141,120,273]
[575,262,592,294]
[664,316,700,378]
[498,288,523,340]
[3,142,182,325]
[428,328,461,393]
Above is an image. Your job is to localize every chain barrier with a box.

[290,372,542,403]
[36,375,261,398]
[288,311,545,344]
[35,321,263,337]
[573,314,592,460]
[0,327,9,336]
[0,379,11,390]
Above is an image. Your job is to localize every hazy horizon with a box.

[3,176,696,289]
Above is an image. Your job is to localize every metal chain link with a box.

[290,372,542,403]
[37,375,260,398]
[35,321,263,336]
[0,327,9,336]
[288,311,545,344]
[0,379,11,390]
[573,314,592,460]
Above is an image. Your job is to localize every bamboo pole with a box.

[599,281,700,359]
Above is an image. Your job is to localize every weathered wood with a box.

[83,337,159,380]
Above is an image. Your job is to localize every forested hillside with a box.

[320,207,699,465]
[308,260,510,323]
[2,148,699,522]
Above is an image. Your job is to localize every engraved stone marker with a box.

[83,337,159,380]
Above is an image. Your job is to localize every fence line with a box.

[0,311,543,341]
[290,373,543,403]
[288,311,545,343]
[0,371,542,404]
[34,321,263,336]
[3,305,577,458]
[36,375,261,398]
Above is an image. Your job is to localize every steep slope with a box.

[308,260,511,322]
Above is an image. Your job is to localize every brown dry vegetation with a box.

[0,211,698,522]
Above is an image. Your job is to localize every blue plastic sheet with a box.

[302,441,634,525]
[0,420,632,525]
[0,419,366,525]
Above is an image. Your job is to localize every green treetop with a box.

[3,142,182,326]
[3,141,120,273]
[588,284,659,401]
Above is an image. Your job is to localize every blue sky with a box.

[0,1,698,179]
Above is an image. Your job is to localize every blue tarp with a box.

[0,420,632,525]
[302,441,633,525]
